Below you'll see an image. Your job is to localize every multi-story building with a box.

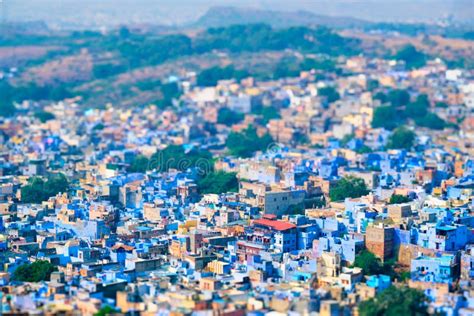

[365,224,395,261]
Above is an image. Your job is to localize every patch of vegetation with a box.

[13,260,57,282]
[226,125,273,158]
[155,82,181,109]
[0,82,70,117]
[329,176,369,201]
[34,111,55,123]
[318,86,340,103]
[194,24,360,56]
[387,126,415,150]
[197,171,238,194]
[405,94,429,118]
[414,113,446,130]
[128,155,149,173]
[149,145,214,174]
[372,105,401,130]
[359,286,429,316]
[197,66,249,86]
[353,250,386,275]
[356,145,373,154]
[394,44,427,69]
[217,108,245,125]
[93,63,127,79]
[253,105,281,124]
[387,89,410,107]
[94,305,120,316]
[21,173,69,204]
[389,194,411,204]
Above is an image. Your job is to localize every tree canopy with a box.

[226,125,273,158]
[217,108,245,125]
[21,173,69,204]
[405,94,429,118]
[318,86,340,103]
[13,260,57,282]
[197,171,238,194]
[389,194,411,204]
[387,126,415,150]
[353,250,387,275]
[253,105,281,124]
[149,145,213,174]
[414,113,446,130]
[197,66,249,87]
[34,111,56,123]
[394,44,427,69]
[329,176,369,201]
[359,286,429,316]
[0,82,72,117]
[372,106,401,130]
[94,305,120,316]
[128,155,149,173]
[387,89,410,107]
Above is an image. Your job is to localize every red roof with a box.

[263,214,277,220]
[253,218,296,231]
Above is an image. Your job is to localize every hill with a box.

[192,6,369,29]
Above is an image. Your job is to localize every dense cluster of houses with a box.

[0,55,473,315]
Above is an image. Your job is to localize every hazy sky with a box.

[2,0,473,29]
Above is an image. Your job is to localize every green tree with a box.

[359,286,429,316]
[415,113,446,130]
[45,173,69,197]
[389,194,411,204]
[373,92,388,104]
[353,250,384,275]
[273,58,302,78]
[160,82,181,102]
[0,82,17,117]
[367,79,379,92]
[197,66,248,87]
[13,260,57,282]
[405,94,429,118]
[372,106,400,130]
[0,99,16,117]
[356,145,373,154]
[92,63,126,79]
[95,305,119,316]
[300,58,336,72]
[329,176,369,201]
[21,173,69,203]
[128,155,149,173]
[34,111,55,123]
[395,44,427,69]
[261,106,281,124]
[387,89,410,107]
[387,126,415,150]
[153,82,181,109]
[226,125,273,158]
[252,105,281,124]
[318,86,340,103]
[149,145,213,173]
[217,108,244,125]
[197,171,238,194]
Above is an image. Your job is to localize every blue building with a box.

[411,254,457,285]
[366,274,391,293]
